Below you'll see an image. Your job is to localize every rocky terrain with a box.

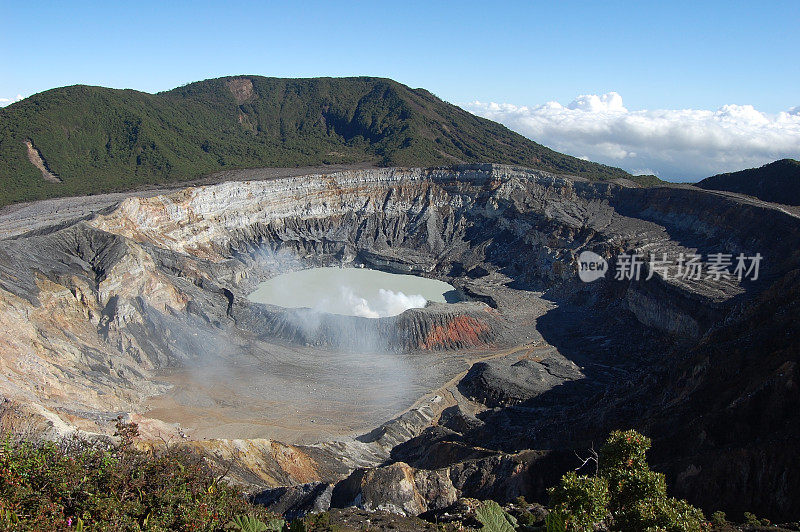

[1,164,798,521]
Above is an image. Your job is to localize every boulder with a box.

[251,481,332,520]
[439,403,484,434]
[331,462,457,516]
[458,357,582,407]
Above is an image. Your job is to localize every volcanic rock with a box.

[1,164,799,519]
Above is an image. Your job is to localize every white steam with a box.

[317,286,427,318]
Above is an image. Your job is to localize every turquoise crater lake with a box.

[247,267,457,318]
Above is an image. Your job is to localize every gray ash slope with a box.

[0,164,798,520]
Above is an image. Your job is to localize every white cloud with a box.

[567,91,627,112]
[0,94,24,107]
[465,93,800,181]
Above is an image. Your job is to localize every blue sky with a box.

[2,0,799,179]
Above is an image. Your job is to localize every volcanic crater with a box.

[1,164,798,519]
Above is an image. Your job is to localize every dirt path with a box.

[397,342,555,423]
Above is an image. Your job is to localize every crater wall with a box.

[1,164,799,518]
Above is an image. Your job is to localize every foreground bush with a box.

[548,472,609,531]
[549,429,707,532]
[0,419,276,530]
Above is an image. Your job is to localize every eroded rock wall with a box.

[1,162,796,429]
[2,164,799,518]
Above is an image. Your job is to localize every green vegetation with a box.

[7,423,757,531]
[0,76,646,207]
[0,418,278,531]
[710,511,727,527]
[548,429,706,531]
[548,473,609,530]
[624,173,663,187]
[227,514,285,531]
[696,158,800,205]
[474,500,518,532]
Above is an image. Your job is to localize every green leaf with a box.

[227,514,271,532]
[545,511,567,532]
[475,500,517,532]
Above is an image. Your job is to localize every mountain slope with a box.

[0,76,636,206]
[696,159,800,205]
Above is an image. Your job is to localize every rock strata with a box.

[1,164,799,519]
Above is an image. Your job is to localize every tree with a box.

[548,429,707,532]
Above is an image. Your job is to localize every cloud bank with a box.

[0,94,23,107]
[465,93,800,181]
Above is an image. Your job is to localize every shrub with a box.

[600,429,651,474]
[743,512,760,526]
[227,514,286,531]
[710,510,727,526]
[0,423,277,530]
[547,429,707,532]
[548,472,610,531]
[608,465,668,510]
[628,496,707,532]
[545,510,567,532]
